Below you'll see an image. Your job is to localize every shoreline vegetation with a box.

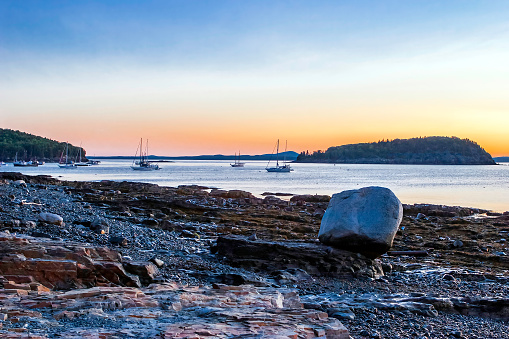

[3,128,506,165]
[296,136,496,165]
[0,172,508,337]
[0,128,87,163]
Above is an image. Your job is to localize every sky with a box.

[1,0,509,156]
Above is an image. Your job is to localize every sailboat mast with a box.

[284,140,287,164]
[140,138,143,162]
[146,139,149,162]
[276,139,279,166]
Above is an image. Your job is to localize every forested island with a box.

[296,137,496,165]
[0,128,85,162]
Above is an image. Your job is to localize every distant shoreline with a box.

[88,152,299,162]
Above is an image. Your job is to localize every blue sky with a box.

[1,1,509,155]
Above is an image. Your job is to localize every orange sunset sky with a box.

[1,1,508,157]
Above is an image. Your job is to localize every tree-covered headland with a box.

[0,128,86,162]
[296,137,495,165]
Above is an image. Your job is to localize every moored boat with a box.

[131,139,160,171]
[266,139,293,173]
[58,143,77,169]
[75,145,92,166]
[230,152,245,167]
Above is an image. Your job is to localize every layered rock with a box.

[0,232,154,290]
[0,282,349,338]
[216,235,384,279]
[319,187,403,258]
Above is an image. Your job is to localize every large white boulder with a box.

[318,186,403,258]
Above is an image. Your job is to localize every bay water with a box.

[2,160,508,212]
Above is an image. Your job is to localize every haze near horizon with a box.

[1,1,509,157]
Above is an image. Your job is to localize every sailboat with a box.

[75,144,92,166]
[58,142,77,169]
[131,138,160,171]
[266,139,293,172]
[230,152,245,167]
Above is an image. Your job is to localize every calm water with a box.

[2,160,508,212]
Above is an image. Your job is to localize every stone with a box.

[13,180,27,186]
[318,186,403,259]
[91,218,109,234]
[149,257,165,267]
[38,212,64,226]
[123,261,158,285]
[453,239,464,248]
[109,236,128,247]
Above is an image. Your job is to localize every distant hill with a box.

[90,151,299,162]
[0,128,85,162]
[296,137,496,165]
[494,157,509,163]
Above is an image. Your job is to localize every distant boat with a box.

[0,161,6,166]
[13,152,38,167]
[58,142,77,169]
[230,152,245,167]
[131,138,160,171]
[266,139,293,173]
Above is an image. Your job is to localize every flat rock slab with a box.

[216,235,383,279]
[0,282,349,338]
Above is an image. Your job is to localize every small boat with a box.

[75,145,92,166]
[58,143,77,169]
[131,138,160,171]
[0,161,6,166]
[230,152,245,167]
[13,152,39,167]
[266,139,293,173]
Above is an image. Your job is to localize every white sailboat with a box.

[58,142,77,169]
[230,152,245,167]
[131,138,160,171]
[75,144,92,166]
[266,139,293,172]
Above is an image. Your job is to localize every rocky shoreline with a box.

[0,172,508,338]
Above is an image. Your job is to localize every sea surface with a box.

[2,160,509,212]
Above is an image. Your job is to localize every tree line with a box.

[0,128,86,162]
[296,136,496,165]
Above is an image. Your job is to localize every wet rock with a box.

[328,307,356,321]
[319,186,403,259]
[291,194,331,203]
